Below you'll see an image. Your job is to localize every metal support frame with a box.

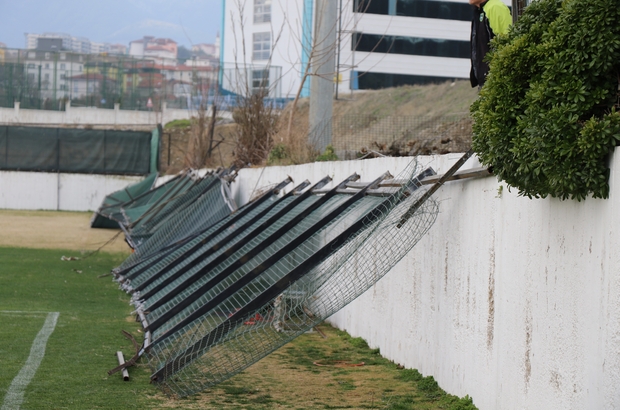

[148,172,391,343]
[120,177,297,282]
[129,178,309,291]
[150,168,432,382]
[142,175,352,320]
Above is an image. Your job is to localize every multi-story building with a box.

[221,0,510,97]
[25,32,110,54]
[108,44,128,55]
[21,50,85,100]
[129,37,178,64]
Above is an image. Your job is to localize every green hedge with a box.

[471,0,620,200]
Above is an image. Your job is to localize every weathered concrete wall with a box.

[3,152,619,409]
[0,171,142,211]
[230,152,620,410]
[0,102,214,128]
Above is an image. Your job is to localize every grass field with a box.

[0,210,477,409]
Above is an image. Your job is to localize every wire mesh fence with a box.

[330,114,473,159]
[108,158,441,397]
[0,48,217,111]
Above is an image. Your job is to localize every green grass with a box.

[0,246,478,409]
[0,247,159,409]
[164,118,192,128]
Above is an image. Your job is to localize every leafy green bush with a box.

[164,118,192,128]
[267,143,288,165]
[471,0,620,200]
[316,145,339,162]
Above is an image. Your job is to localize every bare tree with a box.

[227,0,285,167]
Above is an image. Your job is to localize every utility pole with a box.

[308,0,338,153]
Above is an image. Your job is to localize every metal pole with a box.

[308,0,338,152]
[335,0,343,100]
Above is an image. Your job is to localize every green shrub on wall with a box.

[471,0,620,200]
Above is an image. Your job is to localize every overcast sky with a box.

[0,0,222,49]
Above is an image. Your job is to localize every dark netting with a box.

[104,130,152,175]
[91,172,158,229]
[124,173,236,261]
[125,179,317,311]
[59,129,105,173]
[0,126,6,169]
[6,126,58,171]
[113,169,237,272]
[103,172,195,228]
[115,178,297,295]
[0,126,153,175]
[123,159,440,397]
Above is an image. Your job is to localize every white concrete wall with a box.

[0,171,142,211]
[230,152,620,410]
[0,102,223,127]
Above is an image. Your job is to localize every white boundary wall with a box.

[0,102,234,128]
[230,152,620,410]
[0,171,142,211]
[3,152,619,408]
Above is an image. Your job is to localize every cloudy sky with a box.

[0,0,222,49]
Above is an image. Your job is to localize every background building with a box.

[221,0,511,98]
[25,32,110,54]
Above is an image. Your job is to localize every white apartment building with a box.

[25,32,110,54]
[22,50,85,100]
[221,0,510,98]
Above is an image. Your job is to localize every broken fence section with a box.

[107,153,487,397]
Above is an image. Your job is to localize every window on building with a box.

[60,63,66,70]
[253,32,271,61]
[354,0,389,14]
[60,84,67,91]
[27,73,35,82]
[78,65,82,72]
[353,70,456,90]
[45,52,50,60]
[60,53,67,60]
[352,33,469,59]
[28,52,35,59]
[254,0,272,23]
[60,74,66,79]
[354,0,473,22]
[251,69,270,94]
[27,63,35,69]
[45,64,50,69]
[44,73,50,80]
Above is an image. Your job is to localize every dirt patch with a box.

[0,210,131,254]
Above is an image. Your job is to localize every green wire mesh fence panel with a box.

[117,179,305,299]
[120,159,439,397]
[125,172,237,263]
[91,172,158,229]
[105,173,195,229]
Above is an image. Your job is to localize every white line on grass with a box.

[1,312,60,410]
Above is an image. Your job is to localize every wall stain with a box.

[487,230,496,350]
[550,370,561,391]
[444,242,449,293]
[524,301,533,389]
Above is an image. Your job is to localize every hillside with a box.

[162,80,479,172]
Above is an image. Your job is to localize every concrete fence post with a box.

[114,103,120,124]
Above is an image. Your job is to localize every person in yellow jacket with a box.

[469,0,512,88]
